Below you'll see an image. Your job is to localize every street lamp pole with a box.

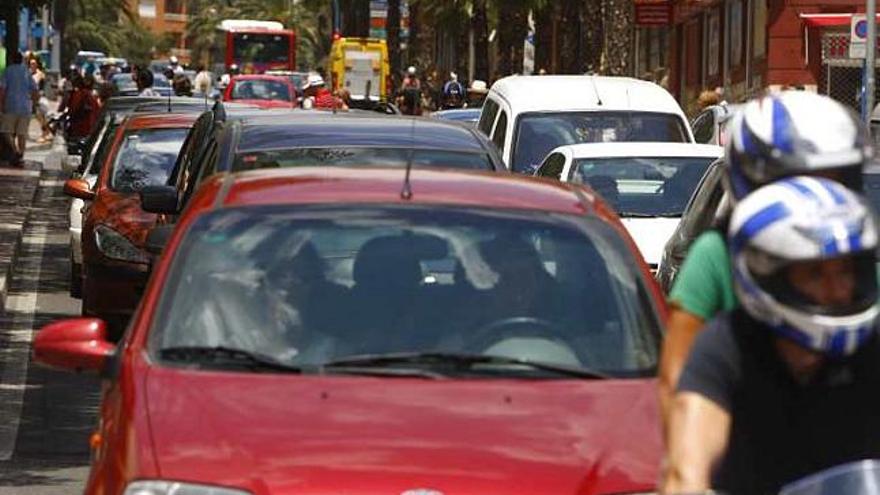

[865,0,876,123]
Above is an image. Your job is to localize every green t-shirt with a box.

[669,230,738,320]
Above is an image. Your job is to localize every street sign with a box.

[850,14,867,59]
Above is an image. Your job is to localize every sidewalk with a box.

[0,115,63,313]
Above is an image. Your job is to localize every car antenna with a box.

[167,89,172,113]
[400,119,416,200]
[589,74,603,106]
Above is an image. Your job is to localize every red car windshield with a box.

[153,206,661,378]
[231,79,291,101]
[110,127,189,193]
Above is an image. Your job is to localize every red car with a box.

[223,75,297,109]
[63,113,197,338]
[38,167,666,495]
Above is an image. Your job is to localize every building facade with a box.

[131,0,190,62]
[634,0,876,115]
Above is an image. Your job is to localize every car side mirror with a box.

[63,178,95,201]
[33,318,115,374]
[145,224,174,256]
[140,185,179,215]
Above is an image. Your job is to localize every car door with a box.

[535,152,566,181]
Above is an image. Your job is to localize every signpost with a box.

[850,14,867,59]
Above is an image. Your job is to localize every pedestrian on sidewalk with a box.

[66,74,100,142]
[29,58,51,144]
[0,51,38,166]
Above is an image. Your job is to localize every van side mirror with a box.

[140,185,179,215]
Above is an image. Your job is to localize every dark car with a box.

[656,161,880,292]
[142,108,507,221]
[110,72,173,97]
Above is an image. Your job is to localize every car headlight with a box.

[123,480,251,495]
[94,225,149,264]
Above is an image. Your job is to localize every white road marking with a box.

[0,226,48,461]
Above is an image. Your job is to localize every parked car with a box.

[534,142,722,270]
[478,75,695,173]
[223,75,297,109]
[143,109,507,222]
[63,113,197,337]
[65,97,234,298]
[36,167,666,495]
[431,108,482,126]
[690,103,742,145]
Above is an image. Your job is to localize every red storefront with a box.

[635,0,874,115]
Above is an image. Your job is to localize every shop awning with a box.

[799,13,880,28]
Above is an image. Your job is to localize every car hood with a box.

[146,369,660,494]
[620,217,680,267]
[95,192,157,246]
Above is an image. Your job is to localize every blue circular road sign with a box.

[855,19,868,39]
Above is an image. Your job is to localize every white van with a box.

[478,75,695,173]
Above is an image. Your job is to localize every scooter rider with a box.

[441,72,465,109]
[663,176,880,495]
[658,92,874,429]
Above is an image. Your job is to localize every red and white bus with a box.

[212,20,296,74]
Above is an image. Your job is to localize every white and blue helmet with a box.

[724,91,872,200]
[729,176,879,356]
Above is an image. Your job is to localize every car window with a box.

[233,148,494,171]
[491,111,508,151]
[537,152,566,180]
[231,80,291,101]
[573,156,714,217]
[110,128,189,193]
[153,206,661,378]
[678,160,726,241]
[863,172,880,211]
[511,111,689,173]
[89,121,121,176]
[478,98,500,136]
[691,111,715,144]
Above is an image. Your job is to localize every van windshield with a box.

[512,111,689,173]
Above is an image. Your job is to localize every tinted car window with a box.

[110,128,189,193]
[478,98,500,136]
[512,111,689,173]
[233,148,493,171]
[231,80,291,101]
[491,111,508,151]
[537,152,566,180]
[574,156,714,216]
[154,206,661,377]
[691,111,715,144]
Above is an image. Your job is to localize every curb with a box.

[0,165,46,315]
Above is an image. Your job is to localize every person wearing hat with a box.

[302,73,335,110]
[397,66,423,115]
[466,80,488,108]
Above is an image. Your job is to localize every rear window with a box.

[233,148,494,171]
[231,79,291,101]
[512,111,689,173]
[110,128,189,193]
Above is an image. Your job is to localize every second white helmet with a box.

[729,176,879,356]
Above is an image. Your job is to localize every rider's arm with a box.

[662,316,739,494]
[663,392,731,493]
[659,231,732,434]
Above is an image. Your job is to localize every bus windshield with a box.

[233,33,290,65]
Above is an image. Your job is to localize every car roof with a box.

[124,112,199,129]
[557,142,724,159]
[234,114,488,152]
[489,75,685,116]
[213,167,602,217]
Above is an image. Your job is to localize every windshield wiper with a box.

[159,346,304,373]
[618,211,681,219]
[321,352,607,379]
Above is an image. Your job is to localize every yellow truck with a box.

[329,37,390,101]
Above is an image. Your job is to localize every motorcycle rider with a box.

[441,72,465,109]
[397,66,422,116]
[662,176,880,494]
[658,92,874,429]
